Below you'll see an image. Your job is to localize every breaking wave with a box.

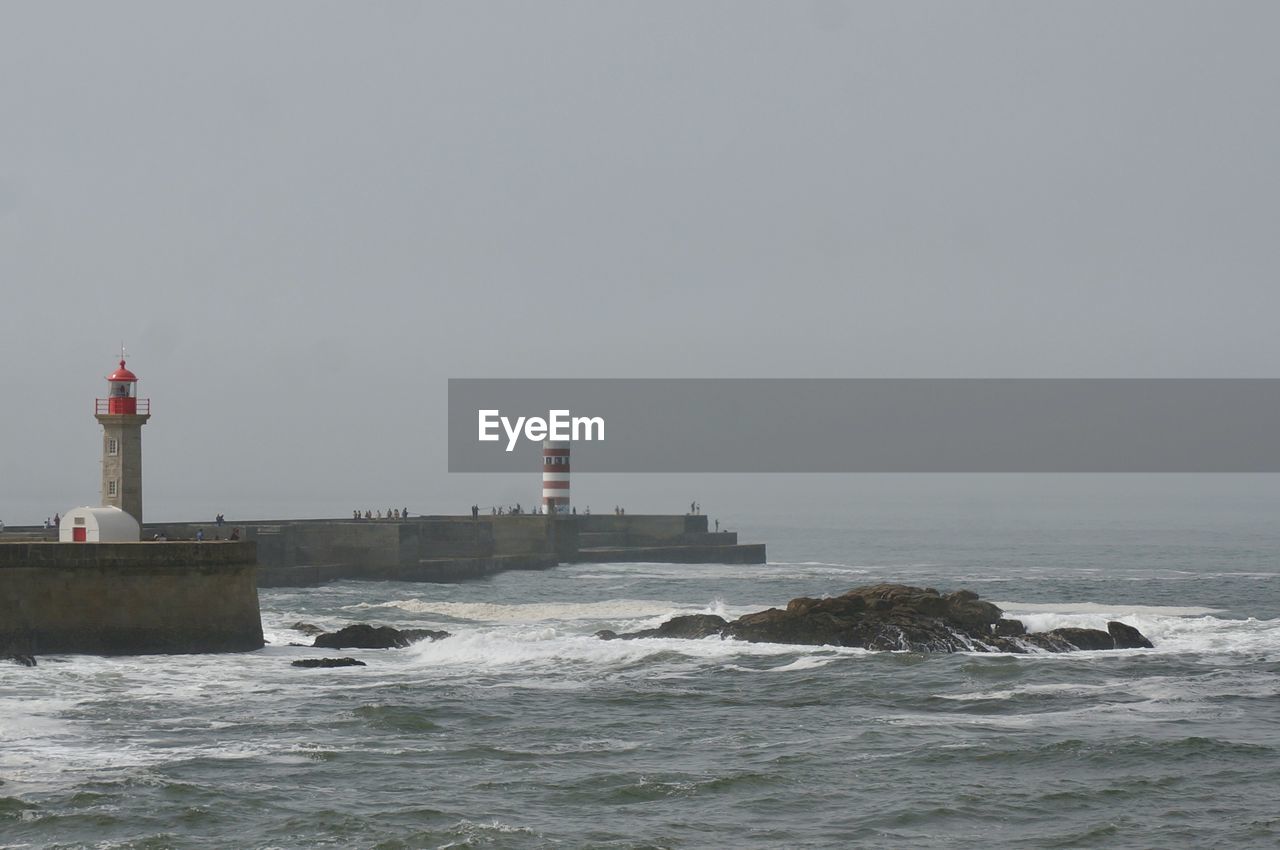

[995,601,1280,659]
[341,597,761,629]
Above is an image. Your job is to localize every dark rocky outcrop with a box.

[598,613,729,642]
[1108,620,1155,649]
[313,624,450,650]
[2,639,37,666]
[993,618,1027,637]
[598,584,1153,654]
[292,657,367,668]
[290,622,325,637]
[1021,628,1116,652]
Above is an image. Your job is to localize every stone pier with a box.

[0,541,263,655]
[139,514,765,587]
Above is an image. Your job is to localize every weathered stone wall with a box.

[135,513,760,586]
[570,543,766,564]
[400,519,494,559]
[578,514,689,536]
[96,415,147,526]
[490,515,553,555]
[0,542,263,655]
[565,515,762,565]
[147,518,500,565]
[576,514,708,545]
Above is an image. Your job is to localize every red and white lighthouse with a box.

[542,439,570,514]
[94,356,151,529]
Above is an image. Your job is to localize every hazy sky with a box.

[2,2,1278,524]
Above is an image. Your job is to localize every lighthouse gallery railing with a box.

[95,398,151,415]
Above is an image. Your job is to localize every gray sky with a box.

[2,2,1278,525]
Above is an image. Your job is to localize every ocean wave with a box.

[722,654,855,674]
[348,597,675,621]
[991,601,1280,658]
[995,601,1224,617]
[341,597,761,628]
[566,561,889,581]
[936,682,1113,701]
[402,627,824,671]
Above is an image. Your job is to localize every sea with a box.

[3,501,1279,849]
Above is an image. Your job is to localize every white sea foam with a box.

[403,626,819,672]
[347,597,681,622]
[995,601,1224,617]
[725,655,852,673]
[992,600,1280,659]
[565,561,888,582]
[342,597,761,628]
[929,669,1280,734]
[938,682,1115,701]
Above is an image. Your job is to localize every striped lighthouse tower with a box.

[542,439,570,514]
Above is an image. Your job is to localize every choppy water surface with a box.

[3,523,1279,849]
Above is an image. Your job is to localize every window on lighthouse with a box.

[108,480,118,497]
[108,438,118,456]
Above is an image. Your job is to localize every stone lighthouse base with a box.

[0,541,263,655]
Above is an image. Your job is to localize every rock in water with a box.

[313,624,450,649]
[724,584,1007,652]
[1108,620,1155,649]
[1020,622,1157,652]
[5,654,37,667]
[595,584,1154,654]
[612,614,730,641]
[290,622,325,637]
[993,619,1027,637]
[1022,628,1117,652]
[400,628,453,644]
[292,657,366,668]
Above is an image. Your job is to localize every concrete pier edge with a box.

[138,513,766,587]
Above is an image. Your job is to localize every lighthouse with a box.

[95,355,151,529]
[542,439,570,514]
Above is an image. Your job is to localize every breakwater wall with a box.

[146,515,567,587]
[142,514,764,586]
[0,541,263,655]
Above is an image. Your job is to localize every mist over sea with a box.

[3,500,1278,849]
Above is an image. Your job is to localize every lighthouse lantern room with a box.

[94,355,151,530]
[103,360,141,414]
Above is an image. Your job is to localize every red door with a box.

[73,527,86,542]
